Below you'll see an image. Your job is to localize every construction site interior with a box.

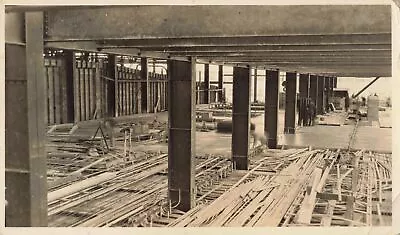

[4,5,394,227]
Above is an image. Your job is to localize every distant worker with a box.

[103,118,117,148]
[345,95,350,112]
[304,101,310,126]
[307,100,317,126]
[250,123,268,149]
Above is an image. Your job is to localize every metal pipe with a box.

[352,77,381,98]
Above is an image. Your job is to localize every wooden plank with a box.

[158,81,162,112]
[86,61,92,119]
[104,77,108,116]
[48,172,117,203]
[366,162,372,225]
[59,59,68,123]
[95,62,101,119]
[137,81,142,113]
[47,64,55,124]
[115,65,119,117]
[128,78,132,115]
[73,56,80,122]
[53,63,62,124]
[321,200,336,226]
[85,61,90,119]
[316,154,336,192]
[337,163,341,201]
[79,61,86,121]
[295,167,323,224]
[376,203,384,226]
[124,77,128,116]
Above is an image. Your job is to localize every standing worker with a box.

[308,100,317,126]
[103,118,117,148]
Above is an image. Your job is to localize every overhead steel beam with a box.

[97,33,391,47]
[45,6,390,40]
[168,49,391,55]
[173,51,391,57]
[45,41,192,62]
[100,44,391,51]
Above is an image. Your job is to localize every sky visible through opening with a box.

[195,64,392,102]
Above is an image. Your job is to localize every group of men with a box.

[298,98,317,126]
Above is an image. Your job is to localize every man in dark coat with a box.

[307,100,317,126]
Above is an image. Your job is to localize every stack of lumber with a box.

[47,152,235,227]
[285,150,392,227]
[170,149,325,226]
[169,149,392,227]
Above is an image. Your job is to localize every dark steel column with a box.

[204,64,210,104]
[299,74,310,98]
[298,74,310,126]
[64,50,76,123]
[140,57,149,113]
[5,11,47,226]
[253,68,258,102]
[309,75,318,108]
[325,77,331,112]
[167,58,196,212]
[284,72,297,134]
[333,77,338,88]
[218,65,224,102]
[232,66,251,170]
[317,76,325,115]
[265,70,279,149]
[107,55,116,117]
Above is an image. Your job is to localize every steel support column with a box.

[325,77,331,112]
[107,54,116,117]
[64,50,76,123]
[141,57,149,113]
[309,75,318,107]
[265,70,279,149]
[333,77,338,88]
[204,64,210,104]
[317,75,325,114]
[299,74,310,98]
[232,66,251,170]
[5,11,48,226]
[167,58,196,212]
[284,72,297,134]
[218,65,224,102]
[298,74,310,126]
[253,68,258,102]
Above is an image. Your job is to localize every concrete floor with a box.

[131,109,392,155]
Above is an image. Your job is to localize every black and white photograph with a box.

[1,2,399,231]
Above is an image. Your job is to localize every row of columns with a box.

[5,11,339,224]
